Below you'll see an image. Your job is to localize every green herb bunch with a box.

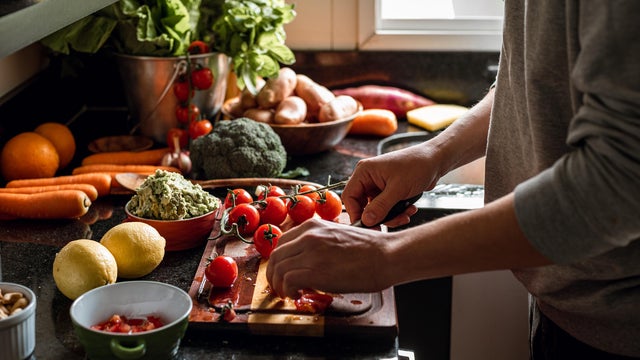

[40,0,296,92]
[207,0,296,94]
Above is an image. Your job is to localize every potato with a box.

[318,95,359,123]
[256,67,298,109]
[243,108,275,123]
[294,74,335,115]
[274,96,307,125]
[240,77,266,109]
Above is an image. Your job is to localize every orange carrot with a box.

[348,109,398,137]
[6,173,112,197]
[0,184,99,201]
[71,164,181,175]
[80,147,170,166]
[71,165,182,188]
[0,190,91,219]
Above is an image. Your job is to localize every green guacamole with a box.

[128,170,220,220]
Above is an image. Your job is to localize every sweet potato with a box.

[274,96,307,125]
[348,109,398,137]
[332,85,435,118]
[243,108,276,123]
[294,74,335,114]
[318,95,359,123]
[256,67,298,109]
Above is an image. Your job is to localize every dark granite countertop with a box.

[0,49,497,359]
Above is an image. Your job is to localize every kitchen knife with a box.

[351,193,422,228]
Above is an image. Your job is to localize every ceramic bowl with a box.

[124,201,218,251]
[222,98,362,155]
[0,282,36,360]
[70,281,192,360]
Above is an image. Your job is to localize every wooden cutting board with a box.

[188,212,398,338]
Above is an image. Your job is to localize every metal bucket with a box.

[115,52,230,144]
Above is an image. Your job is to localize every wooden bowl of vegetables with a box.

[222,67,363,155]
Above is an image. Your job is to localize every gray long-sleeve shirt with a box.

[485,1,640,356]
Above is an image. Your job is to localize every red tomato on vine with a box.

[257,196,288,226]
[287,195,316,224]
[189,119,213,139]
[315,190,343,221]
[256,185,286,200]
[227,203,260,236]
[188,40,211,54]
[176,103,200,124]
[253,224,282,259]
[191,66,213,90]
[224,188,253,208]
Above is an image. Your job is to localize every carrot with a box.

[0,184,99,201]
[72,164,181,175]
[348,109,398,137]
[71,165,182,188]
[332,85,435,118]
[80,147,170,166]
[5,173,112,197]
[0,190,92,220]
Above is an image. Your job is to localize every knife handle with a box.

[352,193,422,227]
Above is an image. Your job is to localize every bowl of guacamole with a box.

[125,170,221,251]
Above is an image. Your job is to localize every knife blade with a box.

[351,193,422,228]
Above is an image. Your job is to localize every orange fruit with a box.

[34,122,76,168]
[1,132,60,181]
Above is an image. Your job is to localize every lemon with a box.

[53,239,118,300]
[100,222,166,279]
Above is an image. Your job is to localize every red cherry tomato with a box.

[224,188,253,208]
[188,40,211,54]
[256,185,286,200]
[176,103,200,124]
[166,128,188,151]
[189,119,213,139]
[315,190,343,221]
[173,79,192,103]
[227,203,260,236]
[253,223,283,259]
[191,66,214,90]
[205,255,238,288]
[257,196,288,226]
[287,195,316,224]
[299,184,320,201]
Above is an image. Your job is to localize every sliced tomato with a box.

[294,291,333,314]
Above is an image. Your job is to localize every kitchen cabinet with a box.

[0,0,117,59]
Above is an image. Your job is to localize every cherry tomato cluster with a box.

[167,40,215,151]
[204,183,344,294]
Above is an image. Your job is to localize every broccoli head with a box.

[189,118,287,179]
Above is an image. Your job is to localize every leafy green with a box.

[41,0,296,91]
[208,0,296,93]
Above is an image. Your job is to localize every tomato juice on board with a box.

[91,314,165,334]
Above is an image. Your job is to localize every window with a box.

[358,0,504,51]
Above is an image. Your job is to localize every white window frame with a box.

[357,0,504,51]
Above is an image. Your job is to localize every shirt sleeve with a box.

[513,2,640,264]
